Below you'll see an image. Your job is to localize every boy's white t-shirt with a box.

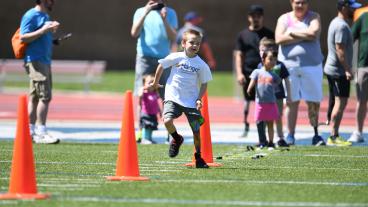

[158,52,212,108]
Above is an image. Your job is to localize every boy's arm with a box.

[246,79,256,95]
[150,64,164,89]
[196,83,208,110]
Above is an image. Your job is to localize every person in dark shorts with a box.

[234,4,274,137]
[324,0,361,146]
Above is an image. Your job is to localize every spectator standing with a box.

[234,5,274,137]
[349,5,368,143]
[21,0,60,144]
[324,0,361,146]
[131,0,178,99]
[275,0,325,146]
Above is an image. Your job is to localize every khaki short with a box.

[24,61,52,101]
[356,67,368,102]
[163,100,204,133]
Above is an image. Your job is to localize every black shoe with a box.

[168,135,184,158]
[255,141,268,150]
[194,153,209,168]
[312,135,326,146]
[277,139,290,147]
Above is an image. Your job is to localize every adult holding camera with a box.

[131,0,178,99]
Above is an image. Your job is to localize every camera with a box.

[152,3,165,10]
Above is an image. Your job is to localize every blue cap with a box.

[338,0,362,9]
[184,11,201,21]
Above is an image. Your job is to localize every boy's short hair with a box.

[182,29,203,43]
[259,37,277,50]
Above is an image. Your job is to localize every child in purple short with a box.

[247,49,281,150]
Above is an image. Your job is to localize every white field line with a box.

[0,201,19,205]
[1,160,367,172]
[157,179,368,187]
[37,183,99,188]
[57,196,368,207]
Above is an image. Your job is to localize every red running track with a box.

[0,92,364,126]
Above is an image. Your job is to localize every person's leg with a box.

[256,121,267,145]
[326,75,335,125]
[356,100,367,134]
[306,101,320,136]
[349,68,368,142]
[266,121,274,144]
[276,99,284,139]
[241,81,253,137]
[286,101,299,135]
[330,97,348,136]
[356,68,368,134]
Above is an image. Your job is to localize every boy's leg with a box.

[163,101,184,157]
[186,109,208,168]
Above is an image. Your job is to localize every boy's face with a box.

[182,33,202,57]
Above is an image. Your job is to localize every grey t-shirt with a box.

[250,68,281,103]
[324,17,353,76]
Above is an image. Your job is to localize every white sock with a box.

[36,125,47,135]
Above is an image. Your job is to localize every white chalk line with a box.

[156,179,368,187]
[56,196,368,207]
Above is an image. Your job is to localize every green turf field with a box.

[1,141,368,206]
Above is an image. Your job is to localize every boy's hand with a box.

[196,99,203,110]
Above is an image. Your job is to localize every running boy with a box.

[257,38,291,147]
[248,49,281,150]
[138,74,161,144]
[150,29,212,168]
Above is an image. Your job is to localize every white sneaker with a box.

[33,133,60,144]
[140,139,153,145]
[348,131,364,143]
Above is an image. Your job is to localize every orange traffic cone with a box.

[106,90,149,181]
[185,92,222,167]
[0,95,50,200]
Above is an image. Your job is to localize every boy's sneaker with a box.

[168,135,184,158]
[327,136,352,147]
[348,131,365,143]
[312,135,326,146]
[277,139,289,147]
[33,133,60,144]
[267,142,275,151]
[194,153,209,168]
[240,123,250,137]
[286,134,295,145]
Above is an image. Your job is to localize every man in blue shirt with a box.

[131,0,178,100]
[20,0,60,144]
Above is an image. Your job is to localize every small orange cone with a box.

[0,95,50,200]
[186,92,222,167]
[106,90,149,181]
